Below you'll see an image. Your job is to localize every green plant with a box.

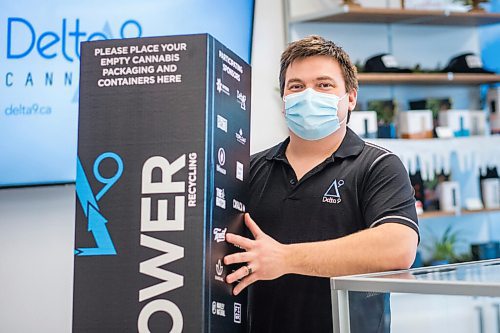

[425,225,462,263]
[454,0,489,5]
[342,0,361,6]
[367,100,397,124]
[453,0,490,11]
[426,98,452,120]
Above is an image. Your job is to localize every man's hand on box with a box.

[224,213,289,295]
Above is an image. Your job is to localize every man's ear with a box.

[348,89,358,112]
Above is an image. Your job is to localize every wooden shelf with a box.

[291,5,500,26]
[358,73,500,85]
[419,208,500,219]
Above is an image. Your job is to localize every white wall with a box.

[250,0,289,154]
[0,185,75,333]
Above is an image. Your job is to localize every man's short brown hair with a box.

[279,35,358,97]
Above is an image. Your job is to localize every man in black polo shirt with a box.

[223,35,419,333]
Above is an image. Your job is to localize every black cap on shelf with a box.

[442,53,495,74]
[364,53,412,73]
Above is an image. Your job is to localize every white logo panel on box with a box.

[233,199,245,212]
[213,228,227,243]
[234,302,242,324]
[216,78,230,95]
[217,115,228,133]
[236,161,243,181]
[216,187,226,209]
[237,90,246,110]
[216,148,227,175]
[236,129,247,145]
[212,301,226,317]
[215,259,224,281]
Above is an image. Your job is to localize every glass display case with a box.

[331,259,500,333]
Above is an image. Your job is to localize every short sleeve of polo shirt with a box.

[361,153,419,235]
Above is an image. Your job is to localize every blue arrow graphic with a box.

[77,204,117,256]
[75,153,122,256]
[76,158,99,217]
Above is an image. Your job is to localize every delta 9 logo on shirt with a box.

[322,179,344,204]
[74,152,123,256]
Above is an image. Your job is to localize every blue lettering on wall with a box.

[45,72,53,86]
[68,19,86,59]
[7,18,35,59]
[6,18,142,61]
[121,20,142,39]
[61,19,74,62]
[25,72,33,86]
[6,72,13,87]
[37,31,60,59]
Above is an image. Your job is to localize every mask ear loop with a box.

[338,93,349,126]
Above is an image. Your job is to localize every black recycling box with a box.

[73,34,251,333]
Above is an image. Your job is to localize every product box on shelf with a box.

[488,88,500,134]
[469,111,487,136]
[438,181,461,212]
[333,0,401,9]
[438,110,487,137]
[481,178,500,209]
[403,0,469,11]
[438,110,472,137]
[397,110,433,139]
[355,0,401,9]
[348,111,377,138]
[471,241,500,261]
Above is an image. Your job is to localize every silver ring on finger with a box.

[245,264,253,276]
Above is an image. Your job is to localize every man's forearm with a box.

[224,214,418,295]
[284,223,418,278]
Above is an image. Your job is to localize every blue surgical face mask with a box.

[284,88,348,141]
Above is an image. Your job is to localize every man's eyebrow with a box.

[286,78,304,85]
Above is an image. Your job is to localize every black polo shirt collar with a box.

[265,128,365,162]
[265,137,289,161]
[333,128,365,159]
